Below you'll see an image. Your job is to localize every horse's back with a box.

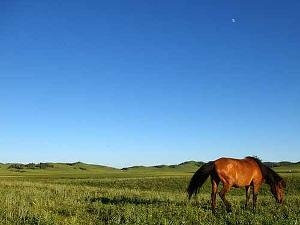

[214,157,263,187]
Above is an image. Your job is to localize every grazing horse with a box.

[187,156,286,212]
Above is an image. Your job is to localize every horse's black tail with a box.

[187,161,215,199]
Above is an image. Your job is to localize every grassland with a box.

[0,162,299,224]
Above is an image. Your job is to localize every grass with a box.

[0,162,299,224]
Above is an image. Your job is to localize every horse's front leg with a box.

[252,184,261,210]
[245,185,251,208]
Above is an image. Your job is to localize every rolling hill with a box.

[0,160,299,177]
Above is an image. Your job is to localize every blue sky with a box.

[1,1,299,167]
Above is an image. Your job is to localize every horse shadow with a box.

[85,195,199,207]
[86,196,169,206]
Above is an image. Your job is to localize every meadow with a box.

[0,162,299,225]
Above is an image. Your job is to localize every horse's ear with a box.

[280,179,286,188]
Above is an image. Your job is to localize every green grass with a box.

[0,162,299,224]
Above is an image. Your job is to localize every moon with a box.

[232,18,236,23]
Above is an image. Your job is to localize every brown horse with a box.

[187,156,286,212]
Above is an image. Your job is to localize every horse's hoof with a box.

[226,208,232,213]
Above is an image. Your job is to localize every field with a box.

[0,162,299,225]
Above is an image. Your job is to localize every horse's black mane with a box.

[246,156,284,186]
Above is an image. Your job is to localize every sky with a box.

[0,0,299,167]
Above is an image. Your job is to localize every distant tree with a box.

[26,163,36,169]
[39,163,54,169]
[8,163,54,170]
[8,164,25,170]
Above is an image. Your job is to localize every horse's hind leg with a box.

[219,183,232,212]
[211,178,219,213]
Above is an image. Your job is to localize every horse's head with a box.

[271,178,286,204]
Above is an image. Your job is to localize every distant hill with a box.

[120,160,300,174]
[1,160,299,175]
[121,161,204,172]
[1,162,118,174]
[264,161,300,168]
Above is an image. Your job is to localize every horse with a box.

[187,156,286,212]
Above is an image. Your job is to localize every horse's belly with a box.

[233,179,252,187]
[232,183,249,188]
